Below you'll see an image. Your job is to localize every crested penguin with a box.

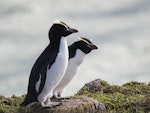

[53,37,98,98]
[21,20,78,107]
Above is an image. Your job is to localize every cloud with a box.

[65,0,150,19]
[0,0,150,97]
[0,0,31,18]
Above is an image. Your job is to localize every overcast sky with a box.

[0,0,150,96]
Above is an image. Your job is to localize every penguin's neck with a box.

[71,49,86,65]
[58,37,68,55]
[68,43,77,59]
[49,35,62,49]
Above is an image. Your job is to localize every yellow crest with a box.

[53,19,69,29]
[76,37,92,45]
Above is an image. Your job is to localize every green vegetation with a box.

[0,80,149,113]
[0,95,25,113]
[77,80,150,113]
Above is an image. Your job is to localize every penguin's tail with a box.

[20,101,27,106]
[20,94,37,106]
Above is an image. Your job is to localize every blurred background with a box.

[0,0,150,97]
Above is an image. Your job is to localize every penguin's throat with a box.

[49,36,66,49]
[73,49,86,65]
[58,37,68,56]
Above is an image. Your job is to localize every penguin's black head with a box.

[49,20,78,40]
[75,37,98,54]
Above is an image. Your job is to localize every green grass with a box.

[76,80,150,113]
[0,80,149,113]
[0,95,25,113]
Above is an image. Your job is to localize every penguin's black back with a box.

[21,43,60,106]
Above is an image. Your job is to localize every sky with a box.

[0,0,150,97]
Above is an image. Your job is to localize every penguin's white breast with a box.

[59,49,86,86]
[44,37,68,89]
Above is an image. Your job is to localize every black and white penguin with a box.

[21,20,78,107]
[53,37,98,98]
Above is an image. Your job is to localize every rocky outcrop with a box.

[0,95,106,113]
[25,96,106,113]
[0,79,149,113]
[78,79,150,113]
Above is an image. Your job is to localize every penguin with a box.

[53,37,98,98]
[21,20,78,107]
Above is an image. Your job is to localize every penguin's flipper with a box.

[37,50,59,95]
[37,66,47,95]
[20,70,40,106]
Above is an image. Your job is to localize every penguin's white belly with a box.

[37,38,68,97]
[54,49,86,91]
[46,51,68,88]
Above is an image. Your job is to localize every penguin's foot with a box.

[53,91,63,99]
[60,97,70,100]
[53,94,61,99]
[51,95,69,101]
[41,102,62,108]
[55,97,69,101]
[55,96,62,100]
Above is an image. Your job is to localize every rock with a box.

[25,96,106,113]
[85,79,104,93]
[78,79,109,95]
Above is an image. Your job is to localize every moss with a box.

[122,81,150,95]
[77,86,89,95]
[0,95,5,100]
[78,92,145,112]
[0,95,25,113]
[77,80,150,113]
[0,80,149,113]
[103,85,122,94]
[99,80,110,87]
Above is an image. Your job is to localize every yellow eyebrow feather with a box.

[53,19,69,29]
[77,37,92,45]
